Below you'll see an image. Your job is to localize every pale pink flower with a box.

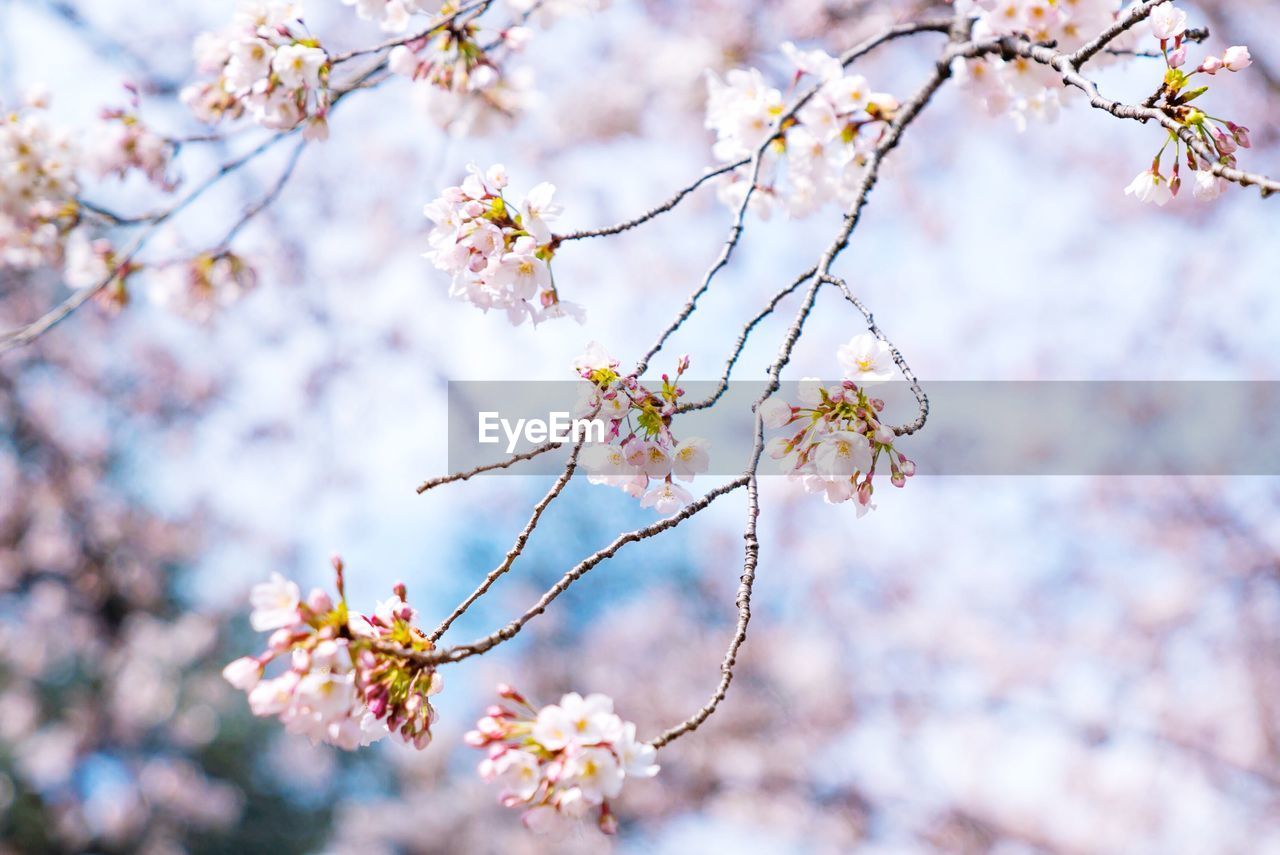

[221,656,263,690]
[671,438,710,481]
[837,333,896,382]
[1123,169,1173,206]
[1222,45,1252,72]
[1148,3,1187,41]
[757,397,793,429]
[249,573,301,631]
[640,481,693,515]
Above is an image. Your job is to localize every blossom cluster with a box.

[467,685,659,835]
[222,559,443,750]
[65,234,139,311]
[1123,5,1253,205]
[183,0,330,137]
[0,99,80,269]
[85,101,174,190]
[955,0,1132,126]
[706,43,900,219]
[423,163,579,324]
[573,342,711,514]
[340,0,438,32]
[387,9,535,134]
[761,334,915,515]
[149,252,258,323]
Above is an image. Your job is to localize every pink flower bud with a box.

[1213,127,1237,155]
[393,581,407,600]
[222,656,263,691]
[598,805,619,835]
[857,481,873,505]
[900,459,916,477]
[267,628,293,652]
[891,471,906,488]
[1222,45,1252,72]
[1228,122,1251,148]
[305,588,332,613]
[1199,55,1223,75]
[464,729,489,747]
[1167,46,1187,68]
[485,704,512,718]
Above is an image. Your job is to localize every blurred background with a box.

[2,0,1280,852]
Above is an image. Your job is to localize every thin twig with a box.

[676,266,816,414]
[0,131,298,352]
[416,441,560,493]
[629,18,955,378]
[394,476,749,666]
[427,438,586,641]
[216,140,309,250]
[328,0,495,64]
[554,158,748,242]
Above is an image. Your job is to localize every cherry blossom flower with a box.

[423,164,575,325]
[221,656,264,690]
[468,685,658,834]
[248,572,301,631]
[1221,45,1252,73]
[384,8,546,134]
[640,480,693,514]
[1148,3,1188,42]
[761,342,916,514]
[1192,169,1226,201]
[0,100,81,270]
[837,333,896,383]
[148,252,258,323]
[225,560,444,750]
[65,234,139,311]
[573,344,710,514]
[182,0,330,135]
[706,44,898,218]
[340,0,432,33]
[1123,168,1173,206]
[671,437,711,481]
[85,103,174,189]
[758,397,795,429]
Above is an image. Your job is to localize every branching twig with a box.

[416,441,561,493]
[328,0,495,64]
[394,476,749,666]
[554,158,748,242]
[427,438,586,642]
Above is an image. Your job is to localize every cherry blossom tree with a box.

[3,0,1279,848]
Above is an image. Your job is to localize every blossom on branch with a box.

[340,0,437,33]
[467,684,659,835]
[149,252,259,322]
[1121,6,1256,206]
[706,45,899,219]
[224,559,443,750]
[0,99,80,270]
[423,163,579,324]
[763,334,915,514]
[573,343,711,513]
[182,0,330,138]
[85,99,175,190]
